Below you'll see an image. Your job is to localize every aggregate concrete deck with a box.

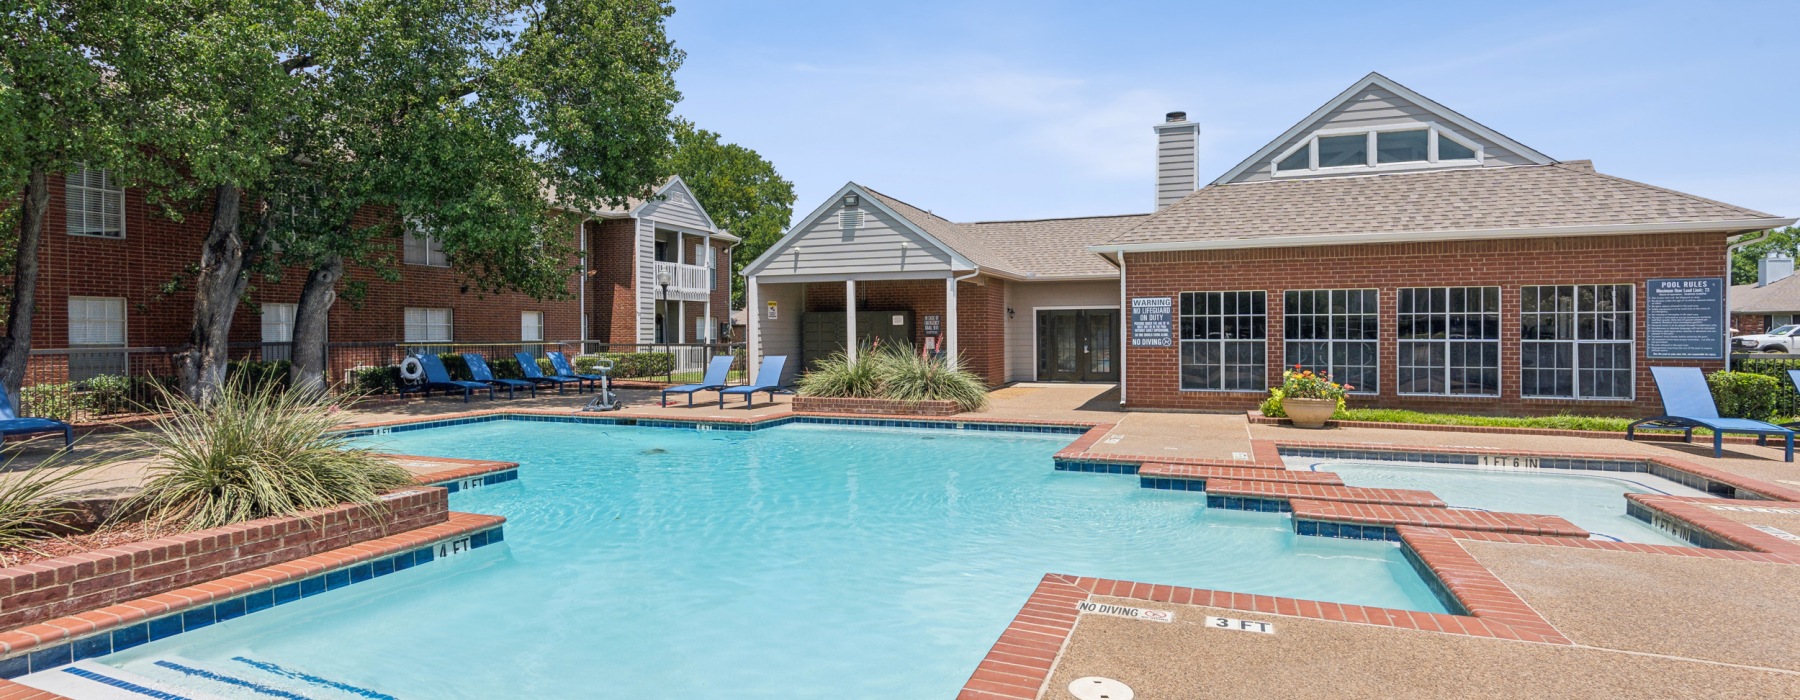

[1043,596,1800,700]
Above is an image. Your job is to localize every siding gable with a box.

[634,177,717,232]
[757,200,955,277]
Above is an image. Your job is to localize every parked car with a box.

[1733,324,1800,352]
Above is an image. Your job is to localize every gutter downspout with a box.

[1725,232,1764,362]
[578,217,591,347]
[1117,253,1127,406]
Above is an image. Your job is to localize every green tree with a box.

[1731,227,1800,286]
[667,121,794,309]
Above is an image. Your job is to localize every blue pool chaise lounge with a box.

[462,353,537,399]
[0,383,73,447]
[545,351,601,392]
[1627,366,1792,461]
[513,352,580,394]
[662,355,736,407]
[403,353,495,403]
[1783,369,1800,431]
[719,356,787,408]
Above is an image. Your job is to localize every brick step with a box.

[1138,464,1345,492]
[1290,499,1589,541]
[1206,478,1446,509]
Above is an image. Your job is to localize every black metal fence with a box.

[1730,353,1800,419]
[16,340,747,421]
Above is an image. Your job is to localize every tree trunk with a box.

[0,170,49,403]
[289,252,341,396]
[180,183,259,404]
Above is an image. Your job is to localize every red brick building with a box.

[746,73,1791,415]
[6,174,734,385]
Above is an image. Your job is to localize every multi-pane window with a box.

[68,297,127,381]
[1397,287,1501,396]
[403,227,448,267]
[1179,291,1267,391]
[1284,289,1378,393]
[521,311,543,342]
[1521,284,1635,399]
[404,307,453,343]
[261,303,296,344]
[66,167,125,238]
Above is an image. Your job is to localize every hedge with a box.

[1707,370,1783,422]
[1729,357,1800,419]
[575,352,674,378]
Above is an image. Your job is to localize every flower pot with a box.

[1282,397,1336,429]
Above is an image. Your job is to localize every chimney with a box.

[1153,111,1200,211]
[1759,251,1795,287]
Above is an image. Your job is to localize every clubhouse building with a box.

[742,72,1793,414]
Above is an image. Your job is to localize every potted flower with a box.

[1277,366,1349,429]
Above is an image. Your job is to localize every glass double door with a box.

[1036,309,1119,382]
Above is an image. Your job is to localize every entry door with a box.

[1037,310,1119,382]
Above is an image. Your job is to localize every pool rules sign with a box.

[1130,297,1174,347]
[1646,277,1725,360]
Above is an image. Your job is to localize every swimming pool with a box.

[78,421,1447,699]
[1314,462,1696,546]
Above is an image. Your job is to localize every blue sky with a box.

[667,1,1800,226]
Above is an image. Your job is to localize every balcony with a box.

[654,261,715,302]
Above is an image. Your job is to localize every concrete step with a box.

[1290,499,1589,540]
[1206,478,1447,509]
[1138,464,1345,492]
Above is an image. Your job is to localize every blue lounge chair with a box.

[1782,369,1800,430]
[0,383,73,447]
[402,353,494,403]
[662,355,736,407]
[462,353,536,399]
[513,352,579,394]
[545,351,601,392]
[718,356,787,408]
[1628,366,1792,461]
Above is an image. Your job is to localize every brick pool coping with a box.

[0,511,502,671]
[1244,410,1785,445]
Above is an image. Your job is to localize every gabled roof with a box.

[1094,161,1789,253]
[865,189,1146,279]
[1732,275,1800,314]
[579,176,738,241]
[1213,72,1554,186]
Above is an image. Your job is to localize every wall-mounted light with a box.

[844,193,860,207]
[1006,307,1014,319]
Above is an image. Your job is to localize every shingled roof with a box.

[865,189,1145,279]
[1732,275,1800,314]
[1096,161,1781,251]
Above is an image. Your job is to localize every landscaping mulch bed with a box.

[0,521,182,569]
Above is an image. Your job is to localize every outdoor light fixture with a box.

[844,193,860,207]
[656,268,672,288]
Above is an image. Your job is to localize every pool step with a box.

[1290,499,1589,540]
[1138,464,1345,491]
[37,655,399,700]
[1205,479,1447,511]
[14,661,232,700]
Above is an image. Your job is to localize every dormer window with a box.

[1271,123,1482,177]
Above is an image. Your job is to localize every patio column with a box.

[846,279,858,363]
[746,275,761,382]
[945,275,958,369]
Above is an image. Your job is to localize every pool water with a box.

[1317,462,1692,546]
[91,422,1446,699]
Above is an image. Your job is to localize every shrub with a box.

[0,453,108,552]
[1708,371,1782,421]
[1277,366,1351,401]
[874,347,988,411]
[227,359,292,390]
[19,383,75,422]
[435,353,471,381]
[797,350,884,399]
[349,365,400,395]
[78,374,136,416]
[125,381,416,530]
[1728,357,1800,418]
[577,352,673,378]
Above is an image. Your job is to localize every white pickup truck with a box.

[1733,324,1800,353]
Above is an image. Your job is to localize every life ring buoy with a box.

[399,356,426,382]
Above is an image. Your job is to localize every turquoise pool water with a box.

[90,421,1446,699]
[1319,462,1691,546]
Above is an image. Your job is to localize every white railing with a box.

[654,261,714,298]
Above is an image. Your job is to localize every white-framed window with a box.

[1397,287,1501,396]
[261,303,296,343]
[1179,291,1267,392]
[696,316,710,343]
[404,307,453,343]
[1271,123,1482,177]
[1521,284,1635,400]
[1283,289,1378,394]
[68,296,127,381]
[66,167,126,238]
[521,311,544,342]
[403,226,449,267]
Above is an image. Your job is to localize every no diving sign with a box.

[1077,601,1174,623]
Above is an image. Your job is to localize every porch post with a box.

[746,275,761,383]
[945,275,958,369]
[846,279,858,363]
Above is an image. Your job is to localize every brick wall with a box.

[585,218,640,344]
[0,488,448,632]
[791,395,962,416]
[1731,314,1768,335]
[803,276,1007,387]
[1122,232,1729,415]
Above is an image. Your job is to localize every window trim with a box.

[260,303,297,344]
[403,307,454,343]
[521,310,544,342]
[1395,286,1503,398]
[1519,283,1637,401]
[1177,290,1269,394]
[1281,288,1380,395]
[403,225,450,268]
[67,296,128,346]
[1270,122,1484,178]
[65,167,127,239]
